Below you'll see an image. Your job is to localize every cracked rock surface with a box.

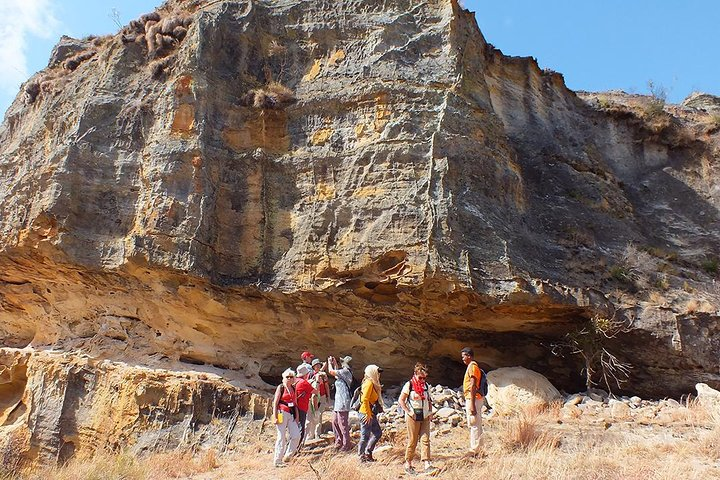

[0,0,719,464]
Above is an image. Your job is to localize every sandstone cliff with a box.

[0,0,719,464]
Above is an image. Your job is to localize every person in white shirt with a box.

[398,363,436,475]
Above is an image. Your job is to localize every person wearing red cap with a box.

[297,351,314,378]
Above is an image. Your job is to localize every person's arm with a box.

[272,385,282,422]
[469,365,478,415]
[319,373,330,399]
[426,386,434,420]
[360,380,374,423]
[327,357,338,377]
[399,384,414,419]
[292,386,300,421]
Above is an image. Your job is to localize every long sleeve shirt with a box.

[359,379,379,418]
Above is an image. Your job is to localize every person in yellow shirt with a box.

[461,347,484,455]
[358,364,383,462]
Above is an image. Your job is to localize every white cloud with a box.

[0,0,59,96]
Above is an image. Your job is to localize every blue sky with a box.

[1,1,718,117]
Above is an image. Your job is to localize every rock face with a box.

[486,367,562,415]
[0,348,268,466]
[682,92,720,112]
[0,0,719,464]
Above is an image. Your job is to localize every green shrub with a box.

[702,258,719,276]
[644,80,667,118]
[610,265,632,282]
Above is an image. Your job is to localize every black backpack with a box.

[479,368,489,397]
[468,362,489,397]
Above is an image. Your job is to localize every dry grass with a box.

[498,410,561,452]
[242,82,296,109]
[16,448,220,480]
[12,401,720,480]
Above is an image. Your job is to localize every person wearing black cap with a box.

[461,347,484,455]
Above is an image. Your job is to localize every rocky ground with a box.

[8,379,720,479]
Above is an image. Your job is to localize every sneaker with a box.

[423,465,438,474]
[282,454,293,463]
[404,465,416,475]
[360,454,370,463]
[274,462,286,468]
[366,453,377,462]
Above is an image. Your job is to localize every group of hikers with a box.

[271,347,486,474]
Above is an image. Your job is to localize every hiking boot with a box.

[366,453,377,462]
[360,454,370,463]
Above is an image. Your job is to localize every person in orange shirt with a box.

[461,347,484,455]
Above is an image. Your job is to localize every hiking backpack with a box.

[350,386,362,411]
[469,361,489,397]
[479,368,489,397]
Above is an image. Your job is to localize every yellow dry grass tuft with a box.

[16,448,220,480]
[498,411,561,452]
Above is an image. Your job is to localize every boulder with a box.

[696,383,720,417]
[486,367,562,415]
[682,92,720,112]
[609,400,631,420]
[435,407,456,419]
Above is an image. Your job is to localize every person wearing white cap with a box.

[272,369,301,467]
[306,358,330,441]
[327,355,353,451]
[294,363,317,445]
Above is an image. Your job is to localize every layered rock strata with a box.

[0,0,719,463]
[0,348,268,466]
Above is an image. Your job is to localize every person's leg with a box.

[473,398,484,451]
[366,417,382,455]
[419,418,431,463]
[298,410,307,445]
[331,411,342,448]
[313,398,326,438]
[466,398,483,453]
[339,411,352,450]
[358,414,370,457]
[405,416,420,465]
[274,415,288,465]
[285,417,301,461]
[306,406,318,440]
[465,398,479,453]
